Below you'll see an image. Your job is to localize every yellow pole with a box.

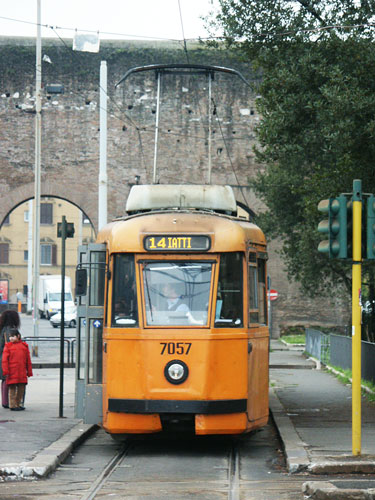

[352,179,362,456]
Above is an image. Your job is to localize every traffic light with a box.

[57,221,75,238]
[317,195,348,258]
[366,194,375,259]
[66,222,75,238]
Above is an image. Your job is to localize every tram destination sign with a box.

[144,235,211,252]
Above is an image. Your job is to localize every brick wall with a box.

[0,37,350,335]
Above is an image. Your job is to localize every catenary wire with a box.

[178,0,190,64]
[211,96,250,207]
[1,13,375,43]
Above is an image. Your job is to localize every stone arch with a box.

[0,181,98,232]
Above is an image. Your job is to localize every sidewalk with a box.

[270,339,375,499]
[0,368,94,480]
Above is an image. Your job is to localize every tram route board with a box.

[144,235,211,251]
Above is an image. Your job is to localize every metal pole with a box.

[32,0,42,355]
[207,73,212,184]
[153,71,161,184]
[352,179,362,455]
[27,200,33,313]
[98,61,107,231]
[59,216,66,418]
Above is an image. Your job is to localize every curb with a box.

[302,481,375,499]
[31,363,75,369]
[278,339,305,350]
[307,459,375,475]
[270,363,315,369]
[0,422,97,480]
[269,387,309,473]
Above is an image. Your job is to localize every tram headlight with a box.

[164,360,189,385]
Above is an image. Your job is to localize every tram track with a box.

[79,441,132,500]
[77,434,242,500]
[228,444,240,500]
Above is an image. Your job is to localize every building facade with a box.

[0,198,95,304]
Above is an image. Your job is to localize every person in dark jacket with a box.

[2,329,33,411]
[0,310,21,409]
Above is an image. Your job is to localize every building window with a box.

[0,243,9,264]
[3,215,10,225]
[24,250,28,261]
[24,210,29,222]
[40,203,53,224]
[40,244,57,265]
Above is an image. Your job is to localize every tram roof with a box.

[97,210,266,253]
[126,184,238,215]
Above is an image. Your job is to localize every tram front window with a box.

[143,261,212,326]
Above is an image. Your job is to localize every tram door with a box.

[75,243,106,424]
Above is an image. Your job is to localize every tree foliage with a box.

[208,0,375,297]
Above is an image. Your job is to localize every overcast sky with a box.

[0,0,220,41]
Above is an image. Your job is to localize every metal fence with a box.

[306,329,375,384]
[23,336,76,365]
[305,328,330,364]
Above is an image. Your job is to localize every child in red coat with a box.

[1,329,33,411]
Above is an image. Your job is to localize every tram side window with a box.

[249,252,259,324]
[111,254,138,327]
[249,254,268,325]
[258,258,267,325]
[215,252,243,327]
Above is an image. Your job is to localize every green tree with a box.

[208,1,375,301]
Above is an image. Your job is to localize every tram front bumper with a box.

[106,398,249,435]
[108,398,247,414]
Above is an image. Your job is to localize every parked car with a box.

[50,308,77,328]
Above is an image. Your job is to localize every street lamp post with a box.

[32,0,42,355]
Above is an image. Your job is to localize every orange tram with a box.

[75,184,269,436]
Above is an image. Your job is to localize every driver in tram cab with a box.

[161,283,203,325]
[162,283,189,313]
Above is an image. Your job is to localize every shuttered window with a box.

[0,243,9,264]
[40,203,53,224]
[40,244,57,265]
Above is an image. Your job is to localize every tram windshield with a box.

[142,261,212,326]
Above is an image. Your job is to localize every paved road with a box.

[0,423,307,500]
[19,313,75,337]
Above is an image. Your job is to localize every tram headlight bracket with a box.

[164,360,189,385]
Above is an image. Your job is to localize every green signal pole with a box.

[352,179,362,456]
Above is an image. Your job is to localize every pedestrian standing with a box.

[0,310,21,409]
[1,329,32,411]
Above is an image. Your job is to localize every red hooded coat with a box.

[1,340,33,385]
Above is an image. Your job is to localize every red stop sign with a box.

[268,289,278,301]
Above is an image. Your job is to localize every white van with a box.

[38,275,74,319]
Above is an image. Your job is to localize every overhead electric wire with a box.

[211,96,250,207]
[177,0,190,64]
[49,25,150,179]
[0,15,181,42]
[1,12,375,43]
[16,46,257,146]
